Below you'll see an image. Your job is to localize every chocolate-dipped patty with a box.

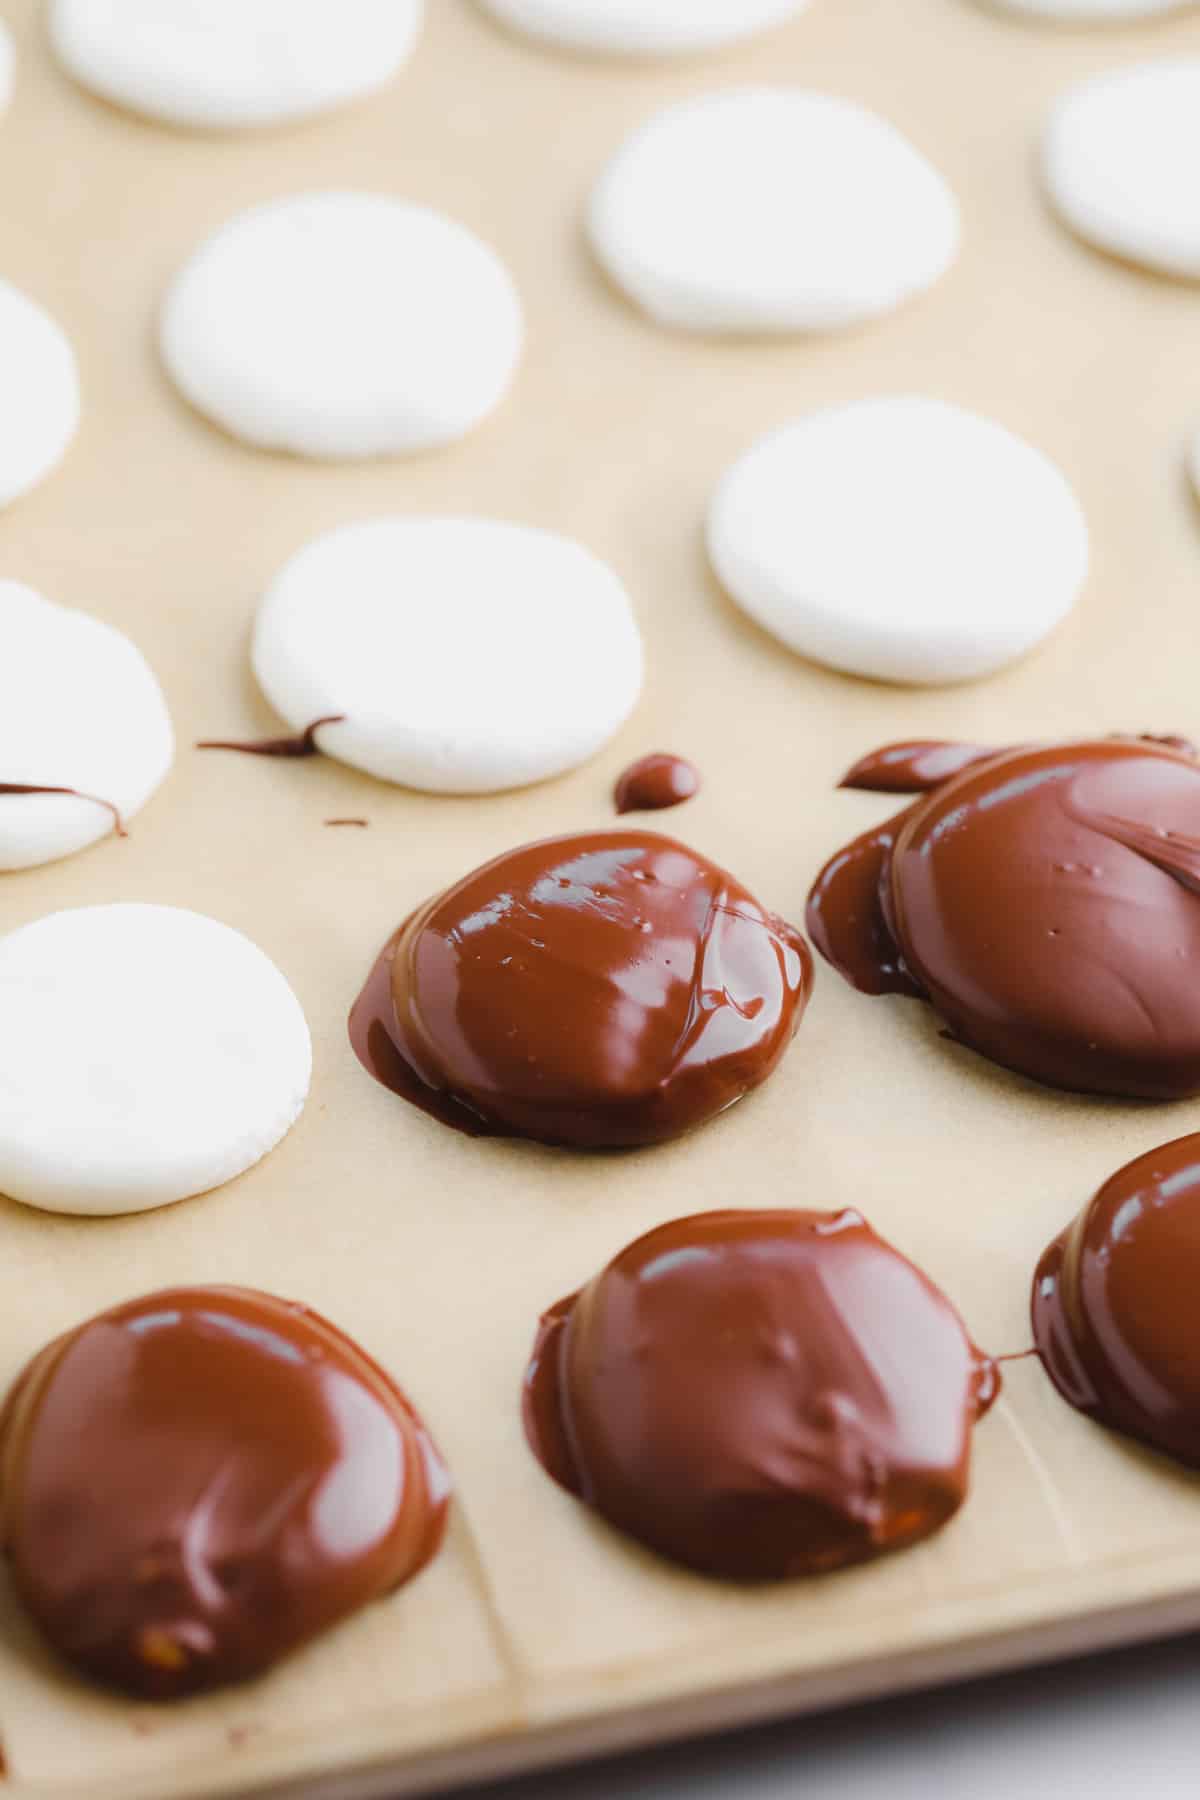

[808,737,1200,1098]
[1034,1136,1200,1467]
[524,1210,998,1579]
[614,753,700,815]
[0,1287,449,1698]
[351,831,812,1149]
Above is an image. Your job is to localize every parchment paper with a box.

[3,0,1200,1793]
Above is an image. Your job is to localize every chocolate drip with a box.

[809,736,1200,1099]
[1033,1134,1200,1466]
[524,1209,998,1580]
[0,1287,449,1699]
[838,741,998,795]
[350,831,812,1149]
[0,783,127,836]
[196,716,345,758]
[614,753,700,815]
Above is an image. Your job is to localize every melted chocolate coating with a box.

[196,716,345,758]
[0,1288,449,1698]
[809,737,1200,1098]
[524,1210,998,1580]
[0,783,126,836]
[1034,1135,1200,1467]
[614,753,700,815]
[351,832,812,1149]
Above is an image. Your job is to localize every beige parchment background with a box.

[2,0,1200,1794]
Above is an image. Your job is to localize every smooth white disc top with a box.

[50,0,425,130]
[160,193,523,459]
[253,517,645,794]
[589,89,959,334]
[0,583,174,871]
[707,398,1089,686]
[0,280,79,507]
[476,0,809,56]
[0,906,312,1216]
[1044,61,1200,279]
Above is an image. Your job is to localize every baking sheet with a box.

[3,0,1200,1793]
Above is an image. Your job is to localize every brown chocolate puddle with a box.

[524,1208,999,1580]
[197,716,345,759]
[1033,1133,1200,1466]
[808,735,1200,1099]
[0,783,127,836]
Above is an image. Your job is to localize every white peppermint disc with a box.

[0,280,79,507]
[983,0,1192,19]
[0,583,173,871]
[708,398,1089,685]
[0,906,312,1216]
[161,193,523,459]
[589,89,959,335]
[49,0,424,131]
[253,518,644,793]
[476,0,809,56]
[0,22,14,114]
[1044,62,1200,279]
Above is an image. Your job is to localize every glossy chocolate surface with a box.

[1034,1135,1200,1467]
[196,716,345,759]
[0,1287,449,1698]
[0,782,126,836]
[809,737,1200,1098]
[524,1209,998,1580]
[614,753,700,815]
[351,831,812,1149]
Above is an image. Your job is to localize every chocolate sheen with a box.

[350,831,812,1149]
[524,1209,998,1580]
[1034,1134,1200,1467]
[0,1287,449,1698]
[808,737,1200,1098]
[614,753,700,815]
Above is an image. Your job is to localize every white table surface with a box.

[457,1631,1200,1799]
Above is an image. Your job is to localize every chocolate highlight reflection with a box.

[808,736,1200,1098]
[351,831,812,1149]
[524,1210,999,1580]
[1034,1135,1200,1467]
[0,1287,449,1698]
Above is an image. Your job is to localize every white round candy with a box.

[1044,62,1200,280]
[253,518,644,793]
[0,583,173,871]
[49,0,424,131]
[0,906,311,1217]
[161,193,523,460]
[589,89,959,335]
[0,280,79,507]
[0,22,14,114]
[476,0,808,56]
[708,398,1089,686]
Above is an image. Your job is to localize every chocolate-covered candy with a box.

[524,1209,998,1579]
[1034,1135,1200,1466]
[351,831,812,1149]
[0,1287,449,1698]
[614,753,700,815]
[809,737,1200,1098]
